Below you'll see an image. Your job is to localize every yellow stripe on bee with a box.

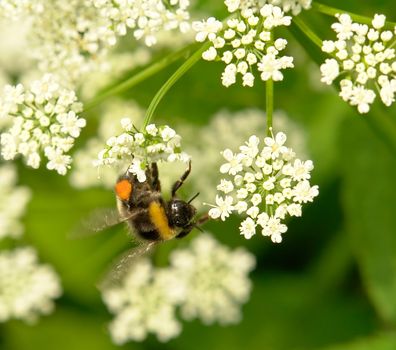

[148,202,175,240]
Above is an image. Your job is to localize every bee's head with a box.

[168,199,197,228]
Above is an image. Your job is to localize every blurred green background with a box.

[1,0,396,349]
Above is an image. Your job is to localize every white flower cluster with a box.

[320,13,396,113]
[159,109,307,208]
[0,247,62,323]
[0,164,31,240]
[225,0,311,16]
[95,122,190,183]
[102,233,255,344]
[70,100,145,189]
[92,0,191,47]
[0,74,85,175]
[0,161,62,324]
[102,258,183,343]
[28,0,113,86]
[169,233,256,325]
[209,130,319,243]
[193,4,294,87]
[0,0,43,19]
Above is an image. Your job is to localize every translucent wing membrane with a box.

[69,208,139,239]
[98,241,157,290]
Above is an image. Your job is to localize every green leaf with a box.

[340,116,396,324]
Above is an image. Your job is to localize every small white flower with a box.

[146,124,158,136]
[208,195,235,221]
[224,0,242,13]
[342,83,376,114]
[379,78,396,106]
[240,135,260,159]
[260,216,287,243]
[221,64,238,87]
[128,160,147,183]
[220,149,243,175]
[217,179,234,194]
[320,59,340,85]
[120,118,133,131]
[235,200,248,213]
[242,72,255,87]
[263,177,276,190]
[45,149,72,176]
[264,131,287,158]
[246,206,259,218]
[251,193,262,206]
[0,247,62,323]
[291,159,313,181]
[372,14,386,29]
[202,46,218,61]
[293,180,319,203]
[287,203,302,216]
[240,217,256,238]
[193,17,222,42]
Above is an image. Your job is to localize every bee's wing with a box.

[98,241,157,290]
[69,208,140,239]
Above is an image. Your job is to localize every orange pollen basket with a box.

[115,179,133,201]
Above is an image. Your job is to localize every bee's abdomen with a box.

[148,201,176,240]
[139,229,161,241]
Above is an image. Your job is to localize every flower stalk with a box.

[312,2,396,29]
[142,42,210,129]
[292,16,322,49]
[266,78,274,136]
[84,43,198,111]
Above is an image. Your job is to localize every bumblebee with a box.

[114,161,206,241]
[72,160,206,287]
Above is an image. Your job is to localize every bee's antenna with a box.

[188,192,200,204]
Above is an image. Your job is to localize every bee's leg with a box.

[151,162,161,191]
[196,213,209,226]
[171,160,191,197]
[175,225,193,239]
[175,213,209,239]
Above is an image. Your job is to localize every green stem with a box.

[83,43,197,111]
[293,16,323,49]
[142,42,210,129]
[312,2,396,28]
[266,78,273,136]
